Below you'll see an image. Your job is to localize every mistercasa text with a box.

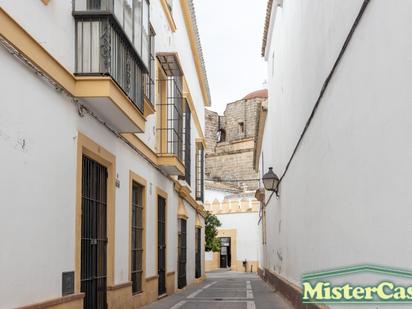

[303,281,412,303]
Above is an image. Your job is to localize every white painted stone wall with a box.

[205,251,214,262]
[217,212,260,263]
[204,189,228,201]
[261,1,412,308]
[0,0,207,307]
[0,0,206,151]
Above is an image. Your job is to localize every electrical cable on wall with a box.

[270,0,371,199]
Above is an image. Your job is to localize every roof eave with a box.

[261,0,280,60]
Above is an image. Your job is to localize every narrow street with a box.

[142,271,292,309]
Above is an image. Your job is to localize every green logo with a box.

[302,265,412,304]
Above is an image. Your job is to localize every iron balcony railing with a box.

[143,70,155,104]
[73,0,152,113]
[73,0,150,68]
[75,17,144,112]
[157,77,184,162]
[144,28,156,105]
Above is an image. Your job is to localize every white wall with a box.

[205,189,228,201]
[0,44,178,307]
[0,46,77,309]
[262,1,412,308]
[0,0,75,71]
[0,0,206,199]
[205,251,214,261]
[0,0,207,307]
[217,212,259,262]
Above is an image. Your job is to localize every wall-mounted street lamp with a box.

[262,167,279,192]
[262,167,280,205]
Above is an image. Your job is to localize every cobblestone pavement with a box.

[142,271,293,309]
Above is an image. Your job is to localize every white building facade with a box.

[204,191,260,273]
[0,0,209,308]
[258,0,412,308]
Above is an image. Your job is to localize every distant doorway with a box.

[219,237,231,268]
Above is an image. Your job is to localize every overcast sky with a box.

[195,0,268,114]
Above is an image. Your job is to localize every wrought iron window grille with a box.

[156,76,184,162]
[81,156,108,309]
[178,100,191,184]
[178,219,187,289]
[195,143,204,202]
[195,227,201,278]
[131,182,144,294]
[158,196,167,295]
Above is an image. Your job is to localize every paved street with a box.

[142,271,292,309]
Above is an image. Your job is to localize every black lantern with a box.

[262,167,279,191]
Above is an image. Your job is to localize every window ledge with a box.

[144,96,156,117]
[75,76,146,133]
[160,0,177,32]
[158,154,185,176]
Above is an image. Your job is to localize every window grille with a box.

[195,143,204,202]
[195,227,201,278]
[81,156,108,309]
[177,219,187,289]
[178,100,191,184]
[157,196,167,295]
[131,182,144,294]
[157,76,184,161]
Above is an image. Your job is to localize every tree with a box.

[205,211,222,252]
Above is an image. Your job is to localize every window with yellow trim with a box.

[195,142,204,202]
[131,182,144,294]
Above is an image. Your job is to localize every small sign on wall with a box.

[62,271,74,296]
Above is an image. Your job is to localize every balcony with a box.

[73,0,150,68]
[157,77,185,176]
[143,52,155,117]
[73,0,150,133]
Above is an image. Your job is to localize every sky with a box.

[194,0,268,114]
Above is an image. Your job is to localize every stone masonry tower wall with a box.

[205,91,267,192]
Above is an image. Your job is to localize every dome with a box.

[242,89,268,100]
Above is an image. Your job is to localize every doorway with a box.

[177,219,187,289]
[195,228,201,278]
[157,195,167,296]
[81,155,108,309]
[219,237,231,268]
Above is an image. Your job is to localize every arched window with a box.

[216,129,226,143]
